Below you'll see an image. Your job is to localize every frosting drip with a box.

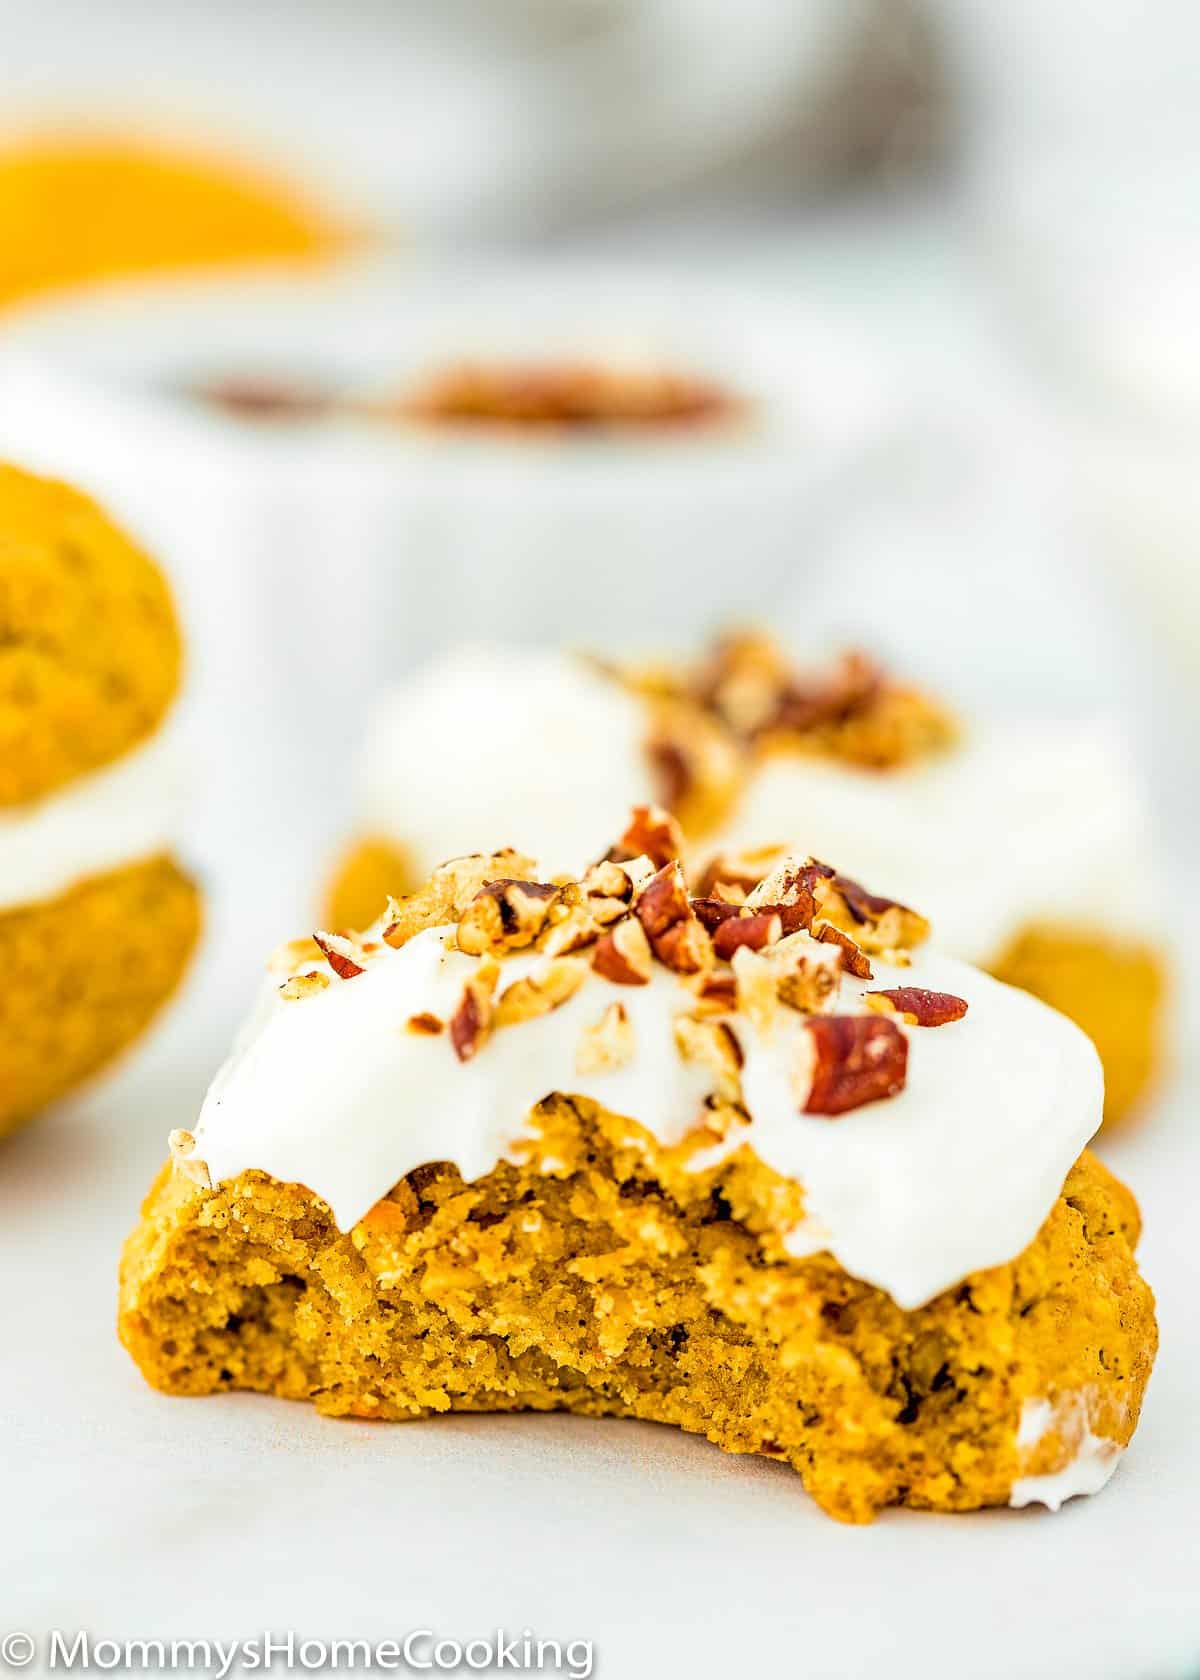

[191,920,1102,1311]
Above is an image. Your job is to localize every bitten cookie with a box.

[0,463,201,1138]
[124,810,1155,1522]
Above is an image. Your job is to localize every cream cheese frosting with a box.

[352,644,1154,967]
[707,718,1156,965]
[189,908,1102,1312]
[0,719,188,913]
[356,646,656,882]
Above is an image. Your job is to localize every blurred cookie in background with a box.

[0,131,355,311]
[326,634,1167,1129]
[0,462,200,1140]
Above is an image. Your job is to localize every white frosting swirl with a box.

[711,720,1156,965]
[0,720,188,913]
[192,918,1101,1311]
[356,646,655,882]
[352,646,1155,965]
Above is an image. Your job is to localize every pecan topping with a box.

[457,878,558,955]
[592,917,653,986]
[695,845,787,899]
[673,1013,744,1099]
[803,1016,908,1116]
[747,858,832,933]
[816,872,930,957]
[634,861,691,939]
[866,988,968,1027]
[537,883,603,957]
[687,634,958,769]
[616,805,685,870]
[653,917,713,975]
[279,971,331,1000]
[168,1128,212,1189]
[712,910,782,960]
[576,1001,635,1073]
[814,922,872,979]
[449,959,499,1062]
[632,860,713,971]
[773,937,842,1013]
[692,971,738,1013]
[581,859,637,925]
[495,956,589,1027]
[689,897,744,932]
[383,849,538,948]
[406,1011,445,1035]
[731,946,779,1035]
[312,931,366,980]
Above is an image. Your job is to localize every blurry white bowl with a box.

[0,257,897,944]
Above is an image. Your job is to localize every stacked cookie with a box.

[0,464,201,1137]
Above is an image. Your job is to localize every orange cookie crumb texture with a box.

[121,817,1155,1523]
[0,855,200,1139]
[0,462,182,806]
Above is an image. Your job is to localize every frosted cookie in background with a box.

[0,463,201,1140]
[326,634,1166,1127]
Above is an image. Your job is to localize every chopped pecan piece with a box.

[312,931,366,980]
[694,845,787,899]
[771,650,883,737]
[673,1013,744,1100]
[748,858,833,934]
[654,918,713,975]
[279,971,331,1001]
[731,946,778,1035]
[533,882,604,957]
[576,1001,635,1073]
[582,859,637,923]
[712,910,782,960]
[866,987,968,1027]
[646,737,693,813]
[813,922,872,980]
[689,897,744,932]
[592,917,653,985]
[773,936,842,1013]
[803,1016,908,1116]
[168,1128,212,1189]
[449,959,499,1062]
[406,1011,445,1036]
[613,804,684,869]
[383,849,538,948]
[692,971,739,1013]
[816,872,930,957]
[495,956,589,1027]
[457,878,558,955]
[634,861,691,939]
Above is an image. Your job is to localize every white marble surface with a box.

[1,889,1197,1680]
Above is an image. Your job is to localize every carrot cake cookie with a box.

[0,462,200,1137]
[123,809,1155,1521]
